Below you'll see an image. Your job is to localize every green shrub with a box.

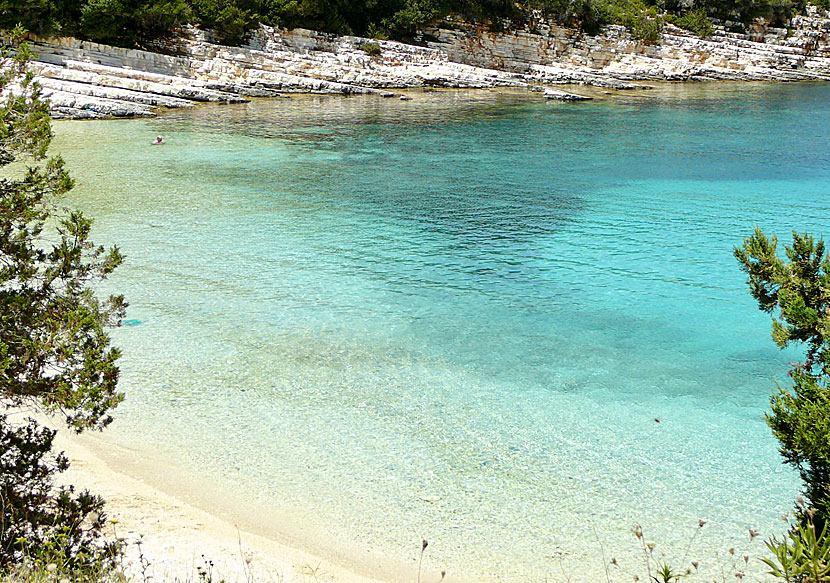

[0,0,60,36]
[0,416,119,571]
[672,8,713,36]
[261,0,351,34]
[698,0,802,27]
[191,0,258,43]
[0,0,818,49]
[80,0,133,45]
[631,13,662,41]
[736,230,830,530]
[361,41,382,56]
[536,0,604,33]
[385,0,440,37]
[763,510,830,582]
[81,0,191,45]
[134,0,193,40]
[365,22,390,39]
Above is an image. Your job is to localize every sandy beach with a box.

[49,424,412,583]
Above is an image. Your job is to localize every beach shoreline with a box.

[51,423,427,583]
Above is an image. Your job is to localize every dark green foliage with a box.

[590,0,663,36]
[0,71,126,432]
[80,0,191,46]
[134,0,193,40]
[630,13,662,40]
[1,28,124,572]
[530,0,604,32]
[770,368,830,528]
[190,0,258,43]
[384,0,442,38]
[527,0,666,36]
[668,8,713,37]
[0,415,119,570]
[444,0,525,26]
[697,0,804,27]
[361,41,382,55]
[79,0,132,46]
[736,228,830,528]
[0,0,83,36]
[0,0,815,47]
[261,0,442,39]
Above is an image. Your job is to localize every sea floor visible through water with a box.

[50,84,830,582]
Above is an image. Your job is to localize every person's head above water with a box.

[153,135,163,144]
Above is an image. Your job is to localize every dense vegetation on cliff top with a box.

[0,0,812,47]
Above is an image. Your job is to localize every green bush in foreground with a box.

[737,229,830,582]
[764,507,830,582]
[0,28,125,573]
[0,415,118,572]
[736,229,830,529]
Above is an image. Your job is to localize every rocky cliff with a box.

[16,7,830,119]
[424,9,830,83]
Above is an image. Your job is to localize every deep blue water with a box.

[54,83,830,581]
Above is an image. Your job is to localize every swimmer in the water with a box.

[152,136,163,145]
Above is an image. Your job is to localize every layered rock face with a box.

[16,7,830,119]
[27,28,536,118]
[423,8,830,83]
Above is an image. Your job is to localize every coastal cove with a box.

[23,4,830,121]
[52,85,828,582]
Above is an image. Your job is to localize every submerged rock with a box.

[543,88,592,100]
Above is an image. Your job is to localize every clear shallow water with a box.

[53,84,829,581]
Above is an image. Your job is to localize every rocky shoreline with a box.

[16,7,830,119]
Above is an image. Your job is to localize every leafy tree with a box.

[262,0,350,34]
[0,28,125,570]
[191,0,260,43]
[0,0,816,45]
[0,0,55,36]
[697,0,803,27]
[80,0,135,45]
[0,0,84,37]
[384,0,442,38]
[531,0,603,32]
[736,228,830,528]
[80,0,191,46]
[669,8,713,37]
[134,0,193,42]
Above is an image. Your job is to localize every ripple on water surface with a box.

[52,85,830,581]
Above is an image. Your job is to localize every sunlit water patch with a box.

[52,85,830,581]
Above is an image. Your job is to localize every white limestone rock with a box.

[543,88,592,100]
[38,75,195,108]
[43,89,155,118]
[14,9,830,120]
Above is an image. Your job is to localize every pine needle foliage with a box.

[0,27,124,572]
[736,228,830,528]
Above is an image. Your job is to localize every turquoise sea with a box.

[53,83,830,582]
